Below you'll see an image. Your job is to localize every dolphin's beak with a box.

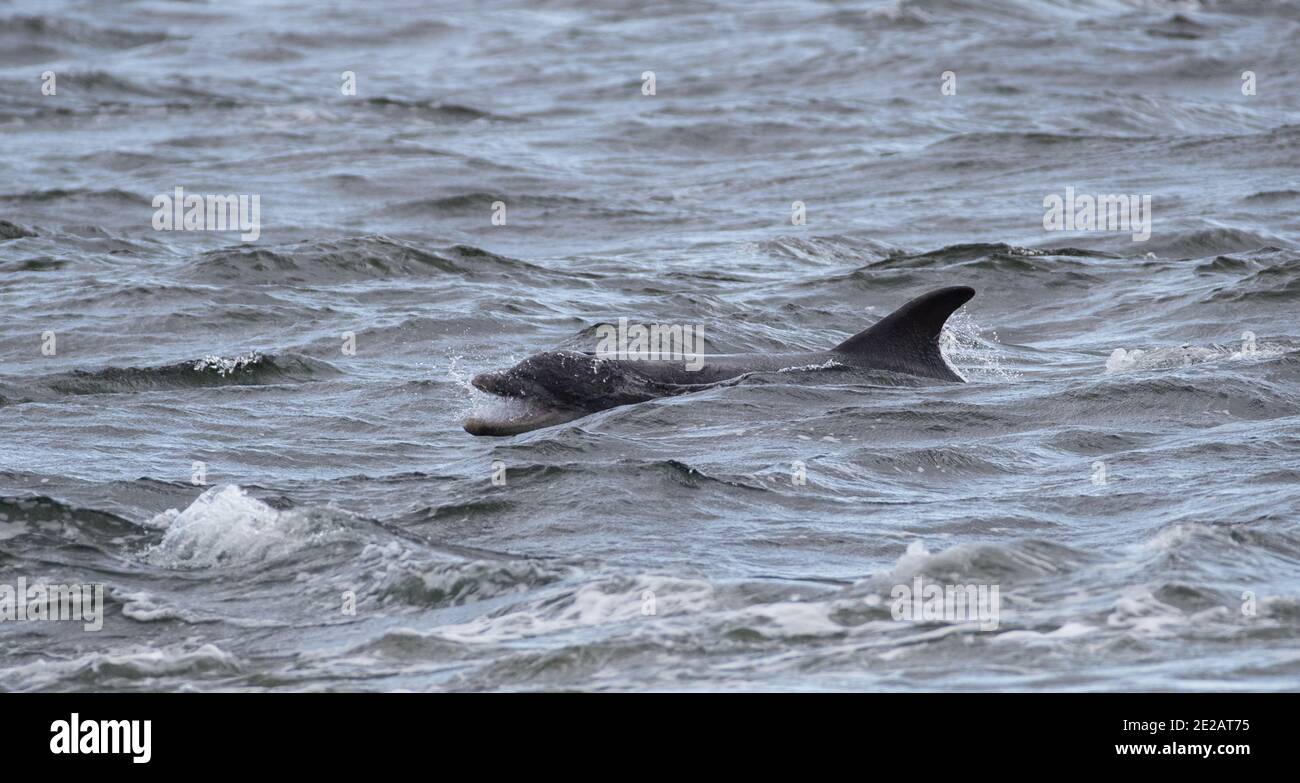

[463,402,586,436]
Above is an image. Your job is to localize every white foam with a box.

[940,311,1018,382]
[114,588,205,623]
[723,600,844,638]
[1107,588,1188,636]
[431,574,715,643]
[0,643,239,691]
[1105,342,1287,374]
[144,484,350,568]
[192,350,265,376]
[777,358,843,373]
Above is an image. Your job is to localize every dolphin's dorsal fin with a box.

[832,286,974,382]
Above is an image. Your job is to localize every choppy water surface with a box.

[2,0,1299,691]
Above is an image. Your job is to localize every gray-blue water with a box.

[2,0,1299,691]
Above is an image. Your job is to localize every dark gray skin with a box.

[465,286,974,436]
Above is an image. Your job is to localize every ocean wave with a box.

[1138,522,1300,562]
[270,18,455,48]
[844,444,1025,478]
[181,236,547,284]
[1144,12,1213,41]
[374,558,572,609]
[383,192,634,221]
[33,352,337,397]
[0,15,170,53]
[1061,373,1298,422]
[0,219,36,239]
[0,494,141,545]
[1201,255,1300,303]
[363,97,504,122]
[1140,227,1293,259]
[0,643,240,692]
[753,234,898,266]
[1242,189,1300,204]
[930,130,1153,150]
[872,538,1087,586]
[0,187,142,205]
[860,243,1115,272]
[430,573,717,644]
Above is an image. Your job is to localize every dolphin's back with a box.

[832,286,974,382]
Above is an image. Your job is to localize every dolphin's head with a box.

[464,350,676,436]
[469,351,599,406]
[464,351,609,436]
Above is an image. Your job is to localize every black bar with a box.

[6,693,1283,769]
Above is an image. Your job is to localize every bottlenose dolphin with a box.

[464,286,974,436]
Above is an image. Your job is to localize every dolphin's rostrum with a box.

[464,286,975,436]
